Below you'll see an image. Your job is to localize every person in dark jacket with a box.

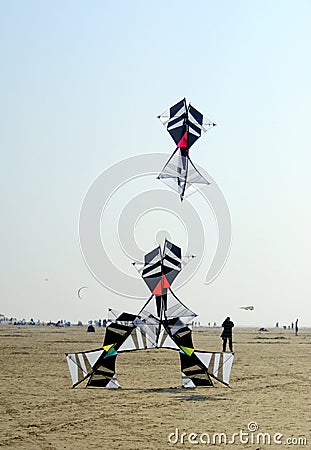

[221,317,234,352]
[295,319,299,336]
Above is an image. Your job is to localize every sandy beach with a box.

[0,325,310,449]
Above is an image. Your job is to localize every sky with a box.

[0,0,310,327]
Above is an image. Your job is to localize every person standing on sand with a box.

[221,317,234,352]
[295,319,299,336]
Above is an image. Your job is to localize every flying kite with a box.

[77,286,88,299]
[157,98,216,201]
[240,306,254,311]
[66,240,234,389]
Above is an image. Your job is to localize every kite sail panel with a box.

[158,98,216,151]
[165,290,197,321]
[158,98,216,201]
[133,240,182,297]
[158,98,187,144]
[66,349,104,387]
[157,151,210,200]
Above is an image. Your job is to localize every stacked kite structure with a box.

[66,240,234,389]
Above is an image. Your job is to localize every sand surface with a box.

[0,325,310,449]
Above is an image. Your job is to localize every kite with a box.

[240,306,254,311]
[66,240,234,389]
[157,98,216,201]
[77,286,88,299]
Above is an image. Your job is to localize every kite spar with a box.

[157,98,216,201]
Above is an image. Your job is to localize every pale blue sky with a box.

[1,0,310,326]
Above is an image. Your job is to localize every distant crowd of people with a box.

[0,317,109,328]
[275,319,299,335]
[1,315,301,344]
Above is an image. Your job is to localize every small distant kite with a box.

[240,306,254,311]
[77,286,88,299]
[157,98,216,201]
